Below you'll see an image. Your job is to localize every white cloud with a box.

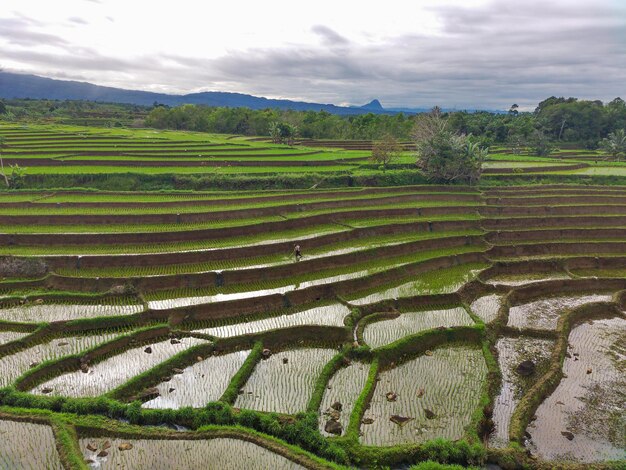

[0,0,624,109]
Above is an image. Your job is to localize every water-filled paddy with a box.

[143,350,250,409]
[0,302,143,323]
[0,330,29,345]
[0,332,122,387]
[32,336,207,397]
[362,307,473,348]
[527,317,626,462]
[360,346,487,446]
[194,304,349,338]
[507,294,612,330]
[470,294,503,323]
[489,336,555,447]
[0,419,63,470]
[235,348,336,414]
[80,437,305,469]
[318,361,370,436]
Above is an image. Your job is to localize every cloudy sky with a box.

[1,0,625,110]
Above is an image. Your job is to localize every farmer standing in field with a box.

[294,244,302,261]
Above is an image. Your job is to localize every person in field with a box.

[294,244,302,261]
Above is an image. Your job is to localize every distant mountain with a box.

[0,72,401,115]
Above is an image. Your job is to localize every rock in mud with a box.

[385,392,398,402]
[102,441,111,450]
[41,387,53,394]
[362,417,374,425]
[424,408,436,419]
[327,409,340,421]
[144,346,152,354]
[390,415,413,426]
[561,431,575,441]
[80,363,89,373]
[586,368,592,374]
[58,342,69,347]
[86,442,97,452]
[324,419,343,435]
[516,360,536,376]
[261,348,272,359]
[331,401,342,412]
[282,357,288,364]
[170,338,181,345]
[97,450,108,458]
[417,387,425,398]
[172,368,184,375]
[29,361,39,369]
[424,350,433,356]
[118,442,133,451]
[168,388,175,393]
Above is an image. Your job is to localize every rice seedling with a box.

[0,330,29,345]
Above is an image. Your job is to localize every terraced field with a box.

[0,123,625,469]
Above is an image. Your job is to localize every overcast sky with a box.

[1,0,625,110]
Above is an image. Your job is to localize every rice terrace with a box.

[0,1,626,469]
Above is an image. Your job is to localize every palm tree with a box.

[600,129,626,161]
[0,137,9,187]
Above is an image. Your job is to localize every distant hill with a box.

[0,72,406,115]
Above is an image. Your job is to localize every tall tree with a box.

[600,129,626,161]
[371,134,401,170]
[414,109,488,185]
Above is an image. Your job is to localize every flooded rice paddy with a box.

[507,294,612,330]
[235,348,336,414]
[32,336,207,397]
[0,332,121,387]
[318,361,370,436]
[143,350,250,409]
[0,302,143,323]
[0,330,29,345]
[193,304,349,338]
[362,307,474,348]
[527,316,626,462]
[0,419,63,470]
[360,346,487,446]
[470,294,503,324]
[489,336,555,447]
[80,437,305,469]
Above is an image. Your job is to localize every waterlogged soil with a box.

[486,272,570,286]
[193,304,350,338]
[0,332,122,387]
[32,336,207,397]
[0,302,143,323]
[318,361,370,436]
[489,336,555,447]
[0,330,29,345]
[507,294,613,330]
[235,348,336,414]
[527,317,626,462]
[80,437,305,470]
[360,346,487,446]
[470,294,503,324]
[0,419,63,470]
[349,264,487,306]
[143,350,250,409]
[363,308,474,349]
